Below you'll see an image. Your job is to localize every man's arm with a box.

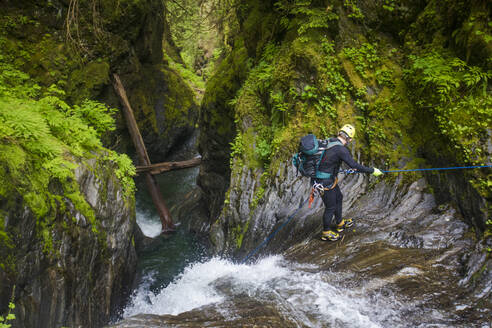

[338,146,374,174]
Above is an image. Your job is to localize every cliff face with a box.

[195,0,491,302]
[0,156,137,328]
[197,0,491,247]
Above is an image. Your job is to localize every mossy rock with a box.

[120,62,199,162]
[67,61,110,104]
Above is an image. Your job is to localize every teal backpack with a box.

[292,134,341,179]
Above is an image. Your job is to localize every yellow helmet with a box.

[339,124,355,139]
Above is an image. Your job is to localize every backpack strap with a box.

[315,140,343,179]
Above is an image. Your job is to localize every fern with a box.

[0,46,136,254]
[405,51,492,167]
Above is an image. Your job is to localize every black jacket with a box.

[316,137,374,185]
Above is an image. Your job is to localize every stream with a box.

[127,166,209,298]
[111,167,491,328]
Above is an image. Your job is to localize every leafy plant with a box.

[343,0,364,20]
[255,138,272,165]
[274,0,338,37]
[0,286,15,328]
[343,43,380,79]
[229,132,244,168]
[0,48,135,253]
[375,68,394,87]
[382,0,396,12]
[405,51,491,196]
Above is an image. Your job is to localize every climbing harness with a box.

[308,178,338,208]
[239,164,491,264]
[308,182,324,208]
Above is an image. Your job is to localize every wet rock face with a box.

[197,95,237,223]
[107,298,298,328]
[106,162,489,327]
[0,158,137,328]
[211,162,491,315]
[425,170,489,233]
[282,180,491,326]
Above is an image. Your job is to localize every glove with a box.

[372,168,383,177]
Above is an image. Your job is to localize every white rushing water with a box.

[129,168,403,327]
[122,255,401,327]
[136,207,162,238]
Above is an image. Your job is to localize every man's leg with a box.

[332,185,343,227]
[332,185,353,232]
[321,188,341,241]
[322,188,337,231]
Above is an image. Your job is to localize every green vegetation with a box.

[166,0,233,79]
[231,220,250,249]
[228,36,401,178]
[0,36,135,254]
[274,0,339,41]
[343,43,380,80]
[0,302,15,328]
[218,0,491,231]
[405,51,492,197]
[382,0,397,12]
[0,287,15,328]
[343,0,364,20]
[165,54,205,97]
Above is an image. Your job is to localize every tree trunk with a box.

[113,73,174,232]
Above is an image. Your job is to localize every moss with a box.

[232,220,250,249]
[202,39,250,138]
[0,215,15,273]
[160,66,197,125]
[67,61,110,104]
[124,62,198,151]
[164,54,205,100]
[340,57,365,90]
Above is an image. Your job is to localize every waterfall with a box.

[122,256,403,327]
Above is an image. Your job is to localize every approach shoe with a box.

[321,230,341,241]
[336,218,354,233]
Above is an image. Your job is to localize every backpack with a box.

[292,134,342,179]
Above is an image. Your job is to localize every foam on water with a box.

[136,208,161,238]
[123,256,287,317]
[122,256,399,327]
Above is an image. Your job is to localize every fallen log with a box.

[136,157,201,175]
[113,73,174,232]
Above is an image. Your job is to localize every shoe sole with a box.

[320,236,341,242]
[336,222,354,232]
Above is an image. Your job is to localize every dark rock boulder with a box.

[0,157,138,328]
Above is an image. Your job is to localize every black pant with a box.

[321,184,343,231]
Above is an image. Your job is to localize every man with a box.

[316,124,383,241]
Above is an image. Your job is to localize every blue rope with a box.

[381,165,492,173]
[239,164,491,264]
[342,164,492,174]
[240,197,310,264]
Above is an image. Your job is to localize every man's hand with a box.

[372,168,383,176]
